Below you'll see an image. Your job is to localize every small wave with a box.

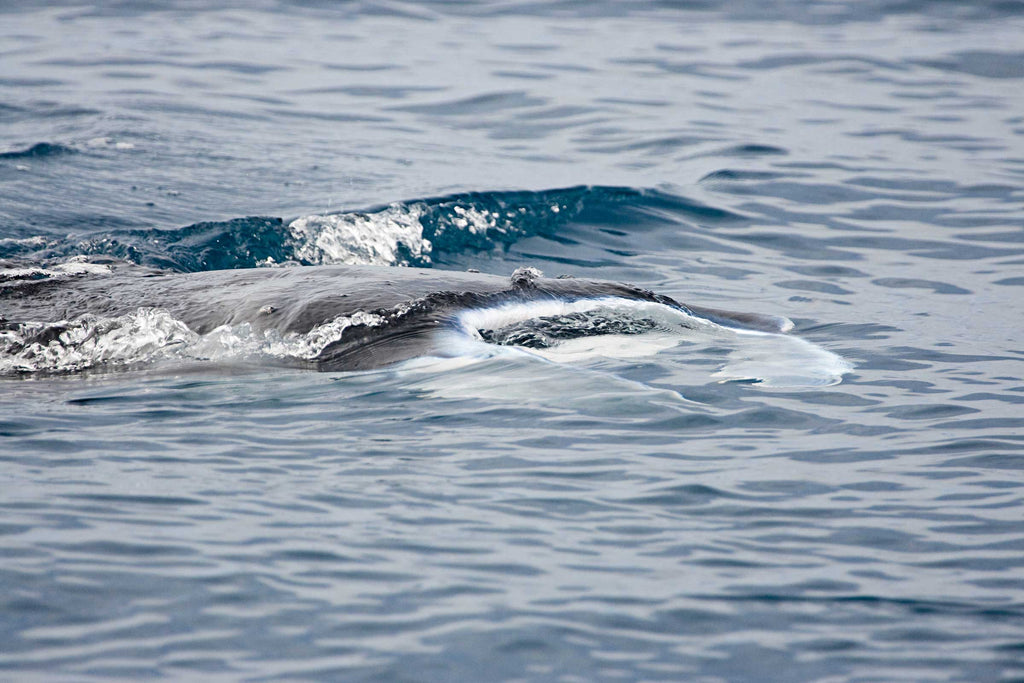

[285,186,595,268]
[914,50,1024,80]
[0,142,77,160]
[1,186,742,272]
[281,185,742,267]
[0,256,112,283]
[0,217,291,273]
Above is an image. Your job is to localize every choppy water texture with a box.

[2,1,1024,681]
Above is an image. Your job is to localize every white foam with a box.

[287,204,432,266]
[191,311,385,362]
[0,235,49,248]
[0,309,196,374]
[0,256,112,281]
[453,296,852,388]
[448,204,499,234]
[85,137,135,150]
[0,307,386,375]
[284,199,558,267]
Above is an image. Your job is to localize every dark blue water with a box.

[2,1,1024,681]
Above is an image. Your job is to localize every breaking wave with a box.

[0,185,739,272]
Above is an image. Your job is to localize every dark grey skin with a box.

[1,261,791,371]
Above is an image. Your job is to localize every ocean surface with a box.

[2,1,1024,681]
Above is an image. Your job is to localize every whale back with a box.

[1,261,792,372]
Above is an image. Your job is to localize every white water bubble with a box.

[287,204,432,266]
[0,309,196,374]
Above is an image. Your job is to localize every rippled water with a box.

[2,1,1023,681]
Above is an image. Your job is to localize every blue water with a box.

[2,1,1024,681]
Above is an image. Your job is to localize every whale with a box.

[1,259,795,373]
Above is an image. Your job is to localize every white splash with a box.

[447,204,498,234]
[0,309,196,374]
[0,308,385,375]
[0,256,112,281]
[191,311,385,362]
[283,199,555,267]
[287,204,432,266]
